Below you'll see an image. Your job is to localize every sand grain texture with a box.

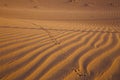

[0,0,120,80]
[0,21,120,80]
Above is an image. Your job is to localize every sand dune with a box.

[0,0,120,80]
[0,0,120,9]
[0,0,120,20]
[0,20,120,80]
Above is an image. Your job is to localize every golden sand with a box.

[0,0,120,80]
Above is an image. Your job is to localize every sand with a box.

[0,0,120,80]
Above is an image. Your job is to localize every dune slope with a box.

[0,0,120,80]
[0,19,120,80]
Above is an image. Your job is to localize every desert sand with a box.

[0,0,120,80]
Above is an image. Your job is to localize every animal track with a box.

[32,23,61,45]
[73,68,89,80]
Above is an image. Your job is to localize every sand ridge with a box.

[0,0,120,80]
[0,20,120,80]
